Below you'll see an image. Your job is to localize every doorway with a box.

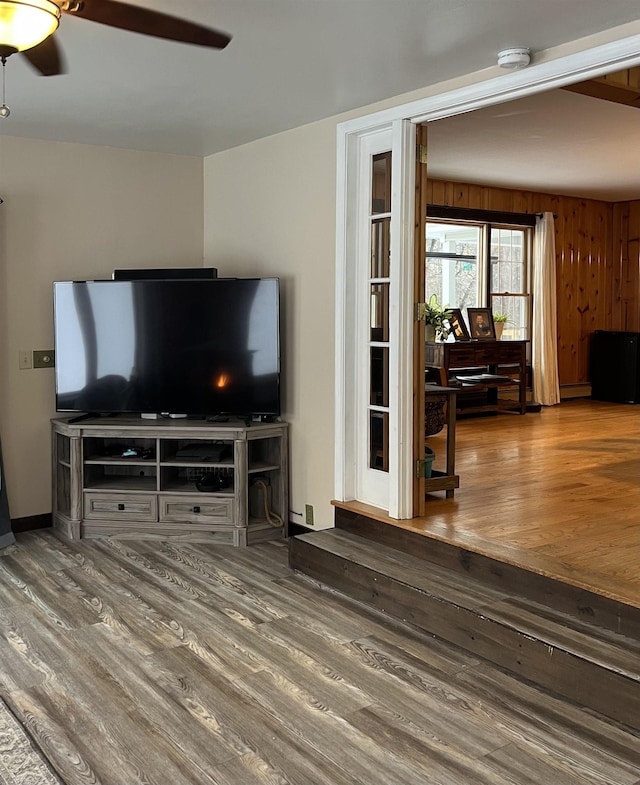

[334,34,640,520]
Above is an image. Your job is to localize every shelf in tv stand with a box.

[160,482,235,495]
[51,416,289,546]
[85,477,158,492]
[162,460,234,469]
[248,461,280,474]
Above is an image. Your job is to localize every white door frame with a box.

[335,31,640,519]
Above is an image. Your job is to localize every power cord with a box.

[252,479,284,528]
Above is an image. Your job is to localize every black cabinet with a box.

[590,331,640,404]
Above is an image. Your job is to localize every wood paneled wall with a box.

[426,179,640,386]
[612,201,640,333]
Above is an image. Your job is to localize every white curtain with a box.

[531,212,561,406]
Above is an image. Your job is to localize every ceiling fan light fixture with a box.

[0,0,60,54]
[497,47,531,69]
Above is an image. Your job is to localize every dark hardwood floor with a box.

[1,530,639,784]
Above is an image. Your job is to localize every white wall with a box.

[0,136,204,518]
[204,119,338,529]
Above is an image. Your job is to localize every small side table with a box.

[424,384,459,499]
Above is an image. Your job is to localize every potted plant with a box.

[492,312,509,340]
[424,293,454,341]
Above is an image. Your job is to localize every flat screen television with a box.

[53,278,281,418]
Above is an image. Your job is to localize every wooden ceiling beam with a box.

[563,67,640,109]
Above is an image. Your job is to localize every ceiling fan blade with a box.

[22,36,65,76]
[65,0,232,49]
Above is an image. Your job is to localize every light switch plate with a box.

[18,350,32,370]
[33,350,55,369]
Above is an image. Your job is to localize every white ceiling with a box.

[429,89,640,201]
[1,0,639,199]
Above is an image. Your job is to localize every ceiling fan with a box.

[0,0,232,77]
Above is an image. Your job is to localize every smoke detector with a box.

[497,48,531,69]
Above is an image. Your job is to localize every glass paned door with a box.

[338,119,413,516]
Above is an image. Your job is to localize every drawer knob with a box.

[193,505,201,514]
[118,503,125,511]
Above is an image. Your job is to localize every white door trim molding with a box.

[389,119,417,519]
[335,30,640,517]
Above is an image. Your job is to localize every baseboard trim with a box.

[288,521,314,537]
[561,384,592,399]
[11,514,53,533]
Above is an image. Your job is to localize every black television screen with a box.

[53,278,280,418]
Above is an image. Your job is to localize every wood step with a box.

[289,528,640,732]
[334,507,640,639]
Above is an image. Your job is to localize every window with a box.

[425,209,533,340]
[426,221,483,311]
[489,227,532,341]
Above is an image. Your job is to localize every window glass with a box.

[490,227,529,340]
[371,153,391,214]
[490,293,530,341]
[371,218,391,278]
[370,283,389,342]
[491,227,526,294]
[426,222,481,310]
[370,346,389,407]
[369,411,389,472]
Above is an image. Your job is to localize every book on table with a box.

[455,373,515,384]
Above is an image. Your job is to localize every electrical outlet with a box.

[305,504,314,527]
[18,350,32,370]
[33,350,55,369]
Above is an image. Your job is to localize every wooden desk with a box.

[425,340,528,415]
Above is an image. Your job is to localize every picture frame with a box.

[447,308,470,341]
[467,307,496,339]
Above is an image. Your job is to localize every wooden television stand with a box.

[52,416,288,546]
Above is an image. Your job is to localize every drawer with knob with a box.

[84,493,157,521]
[159,496,234,525]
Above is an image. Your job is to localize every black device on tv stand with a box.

[112,268,218,280]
